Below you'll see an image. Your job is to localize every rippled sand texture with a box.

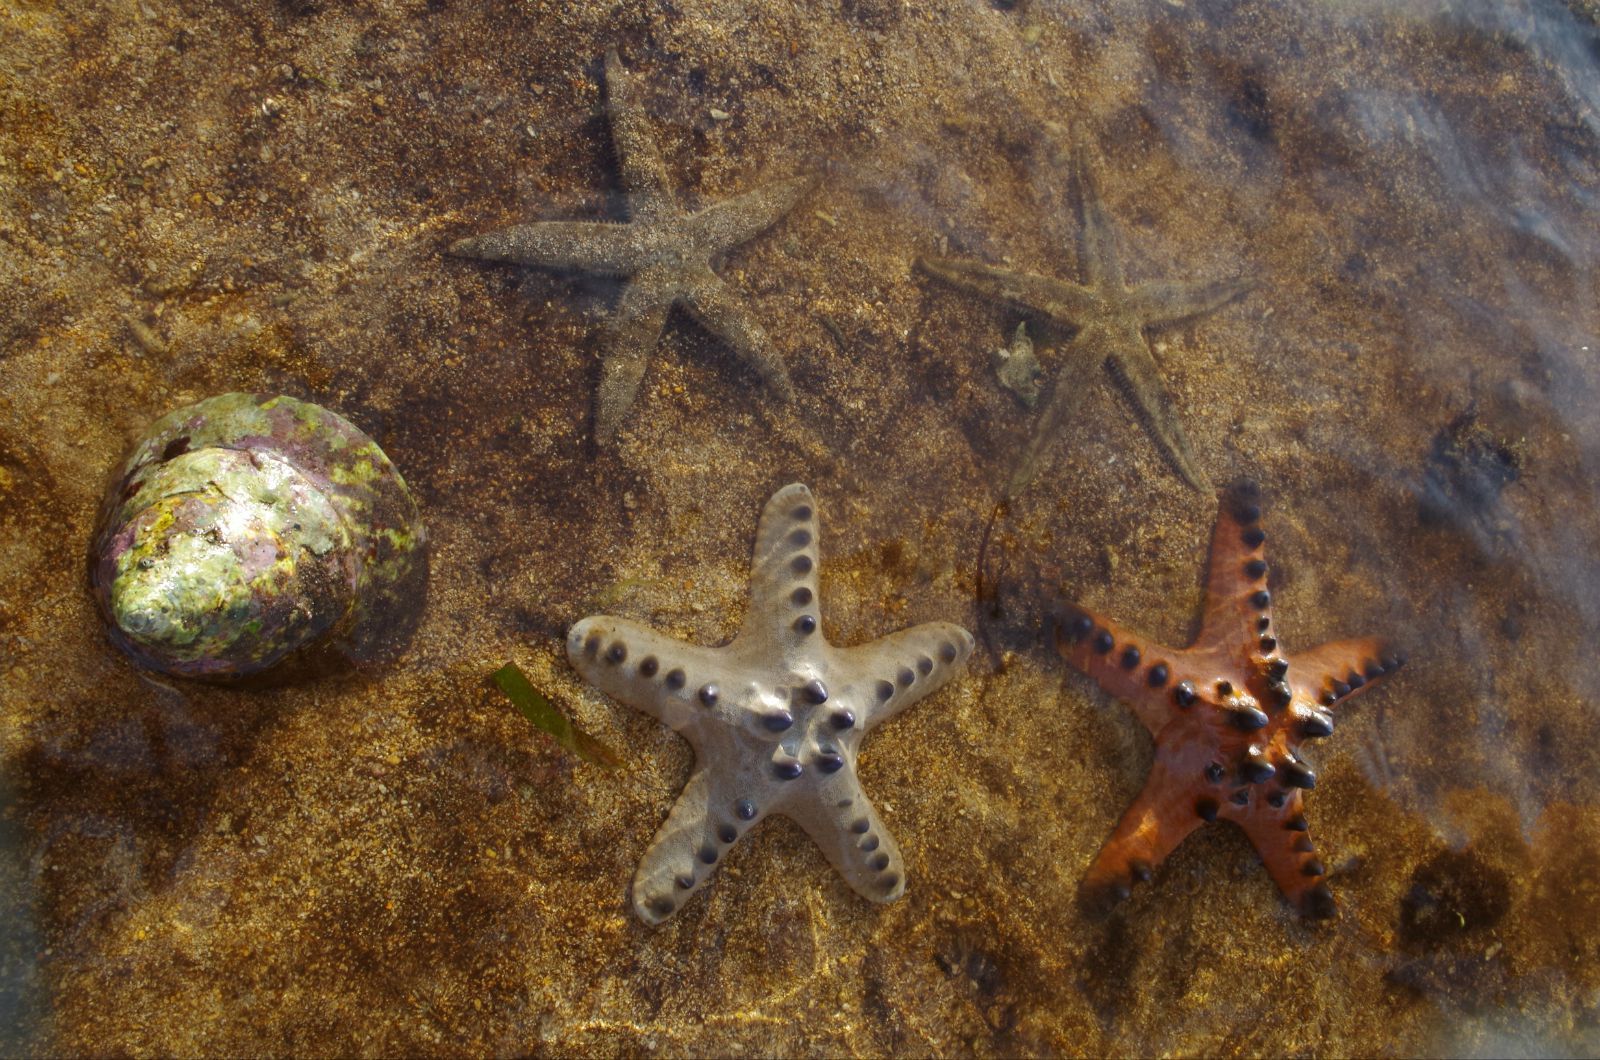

[3,0,1599,1055]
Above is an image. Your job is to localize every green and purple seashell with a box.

[90,393,428,679]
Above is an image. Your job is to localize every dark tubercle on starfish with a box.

[1052,481,1406,919]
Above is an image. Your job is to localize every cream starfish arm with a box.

[630,768,758,924]
[834,622,974,731]
[679,265,796,399]
[603,48,676,224]
[594,268,674,443]
[790,779,907,903]
[566,614,731,731]
[918,255,1101,323]
[734,482,821,654]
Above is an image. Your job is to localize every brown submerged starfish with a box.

[920,124,1253,496]
[451,48,810,444]
[1054,483,1406,918]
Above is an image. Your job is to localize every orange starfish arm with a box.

[1080,760,1204,910]
[1196,482,1275,666]
[1054,606,1196,736]
[1291,637,1407,711]
[1233,792,1337,919]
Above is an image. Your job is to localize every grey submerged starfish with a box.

[921,124,1254,495]
[451,48,810,444]
[567,483,974,924]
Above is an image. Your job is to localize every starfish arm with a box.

[630,767,755,924]
[790,779,907,903]
[733,483,838,659]
[917,255,1101,323]
[566,615,730,730]
[1290,637,1407,711]
[686,175,813,254]
[1054,605,1195,737]
[1127,276,1256,329]
[594,269,674,443]
[1232,791,1337,918]
[1091,323,1212,492]
[1071,123,1124,290]
[1002,352,1097,497]
[1191,482,1278,668]
[835,622,975,731]
[450,221,660,274]
[1079,760,1204,910]
[679,267,796,399]
[603,48,676,224]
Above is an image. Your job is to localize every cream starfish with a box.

[567,483,974,924]
[921,124,1253,495]
[451,48,810,443]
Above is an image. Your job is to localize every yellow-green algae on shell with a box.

[89,393,428,679]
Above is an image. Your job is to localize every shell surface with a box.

[90,393,428,678]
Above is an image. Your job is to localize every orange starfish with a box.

[1055,483,1406,918]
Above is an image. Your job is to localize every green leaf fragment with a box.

[492,662,621,768]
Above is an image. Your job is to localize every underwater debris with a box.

[493,662,621,768]
[993,322,1044,407]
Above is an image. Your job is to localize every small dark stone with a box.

[1281,760,1317,789]
[1365,661,1384,679]
[791,586,813,606]
[1257,616,1271,631]
[917,656,934,675]
[851,818,870,834]
[606,642,627,663]
[1238,503,1262,525]
[639,656,659,677]
[817,752,845,774]
[1268,680,1293,707]
[1174,681,1197,708]
[791,555,813,575]
[1065,614,1093,640]
[1260,636,1278,653]
[774,761,803,780]
[1243,528,1266,548]
[869,852,891,870]
[1268,658,1289,678]
[666,669,687,690]
[1231,789,1250,806]
[860,834,879,851]
[1196,797,1219,822]
[801,679,828,704]
[789,529,812,547]
[1320,691,1338,706]
[698,683,719,707]
[1129,859,1153,883]
[1250,590,1271,609]
[1147,663,1169,687]
[675,874,695,890]
[1382,654,1402,672]
[1204,763,1225,783]
[736,799,757,821]
[1217,680,1234,696]
[762,710,794,732]
[1303,882,1337,919]
[1300,711,1335,739]
[792,504,812,521]
[1240,754,1276,783]
[1245,559,1268,578]
[1267,790,1287,808]
[698,845,718,865]
[1120,646,1141,670]
[1332,680,1351,697]
[1347,672,1367,689]
[940,642,958,663]
[718,824,737,844]
[649,896,675,917]
[794,614,818,634]
[876,680,894,701]
[1302,859,1325,877]
[584,634,602,656]
[1092,630,1114,653]
[898,668,915,687]
[881,873,900,891]
[1286,813,1309,831]
[1293,834,1314,853]
[831,708,856,730]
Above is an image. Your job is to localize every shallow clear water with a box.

[2,0,1599,1054]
